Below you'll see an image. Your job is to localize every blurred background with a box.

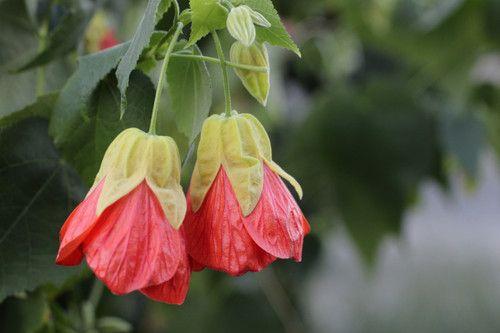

[3,0,500,332]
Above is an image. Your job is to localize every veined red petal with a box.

[184,167,275,276]
[55,179,106,266]
[140,226,191,305]
[243,163,310,261]
[83,180,181,294]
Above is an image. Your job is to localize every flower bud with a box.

[248,8,271,28]
[227,5,256,47]
[230,40,270,106]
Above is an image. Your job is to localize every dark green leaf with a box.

[244,0,300,56]
[0,0,71,117]
[51,70,154,186]
[17,7,89,71]
[49,42,130,145]
[188,0,228,45]
[0,118,87,302]
[116,0,170,117]
[0,290,49,331]
[167,41,211,144]
[0,92,58,128]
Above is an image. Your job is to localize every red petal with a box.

[140,226,191,305]
[55,179,105,266]
[243,163,310,261]
[190,257,206,272]
[184,167,275,276]
[83,180,181,294]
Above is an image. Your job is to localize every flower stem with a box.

[88,277,105,308]
[170,53,268,73]
[149,22,184,135]
[211,31,232,118]
[173,0,180,21]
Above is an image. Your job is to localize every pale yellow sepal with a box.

[227,5,256,47]
[190,111,302,216]
[88,128,186,229]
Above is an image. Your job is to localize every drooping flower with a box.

[183,111,310,276]
[55,128,190,304]
[84,10,119,53]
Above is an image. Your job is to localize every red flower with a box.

[183,112,310,276]
[56,129,190,304]
[99,28,119,50]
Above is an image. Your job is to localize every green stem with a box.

[211,31,232,117]
[149,22,184,135]
[88,277,105,308]
[173,0,180,22]
[36,1,52,97]
[170,53,268,73]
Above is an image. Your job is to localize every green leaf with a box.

[116,0,170,117]
[156,0,173,24]
[167,41,212,144]
[188,0,228,45]
[137,31,169,73]
[0,290,49,331]
[50,70,154,186]
[0,0,71,117]
[0,92,58,128]
[17,6,89,71]
[49,42,130,144]
[0,118,87,302]
[24,0,38,27]
[243,0,300,56]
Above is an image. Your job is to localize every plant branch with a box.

[149,22,184,135]
[170,53,268,73]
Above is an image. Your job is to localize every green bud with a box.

[227,5,256,47]
[247,7,271,28]
[230,40,270,106]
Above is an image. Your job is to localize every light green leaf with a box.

[116,0,170,117]
[244,0,301,56]
[188,0,228,45]
[50,70,154,186]
[167,41,212,144]
[0,92,58,128]
[0,118,87,302]
[23,0,38,27]
[156,0,173,24]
